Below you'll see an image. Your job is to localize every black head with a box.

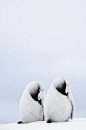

[30,86,42,105]
[56,80,68,96]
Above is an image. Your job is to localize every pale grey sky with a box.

[0,0,86,124]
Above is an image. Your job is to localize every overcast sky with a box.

[0,0,86,124]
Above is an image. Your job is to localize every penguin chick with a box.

[44,77,75,123]
[18,81,45,123]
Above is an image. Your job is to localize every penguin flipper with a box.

[68,93,75,119]
[65,79,75,119]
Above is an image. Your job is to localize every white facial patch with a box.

[65,85,68,94]
[38,91,42,101]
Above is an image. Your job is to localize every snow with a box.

[0,118,86,130]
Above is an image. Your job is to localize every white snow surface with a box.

[0,118,86,130]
